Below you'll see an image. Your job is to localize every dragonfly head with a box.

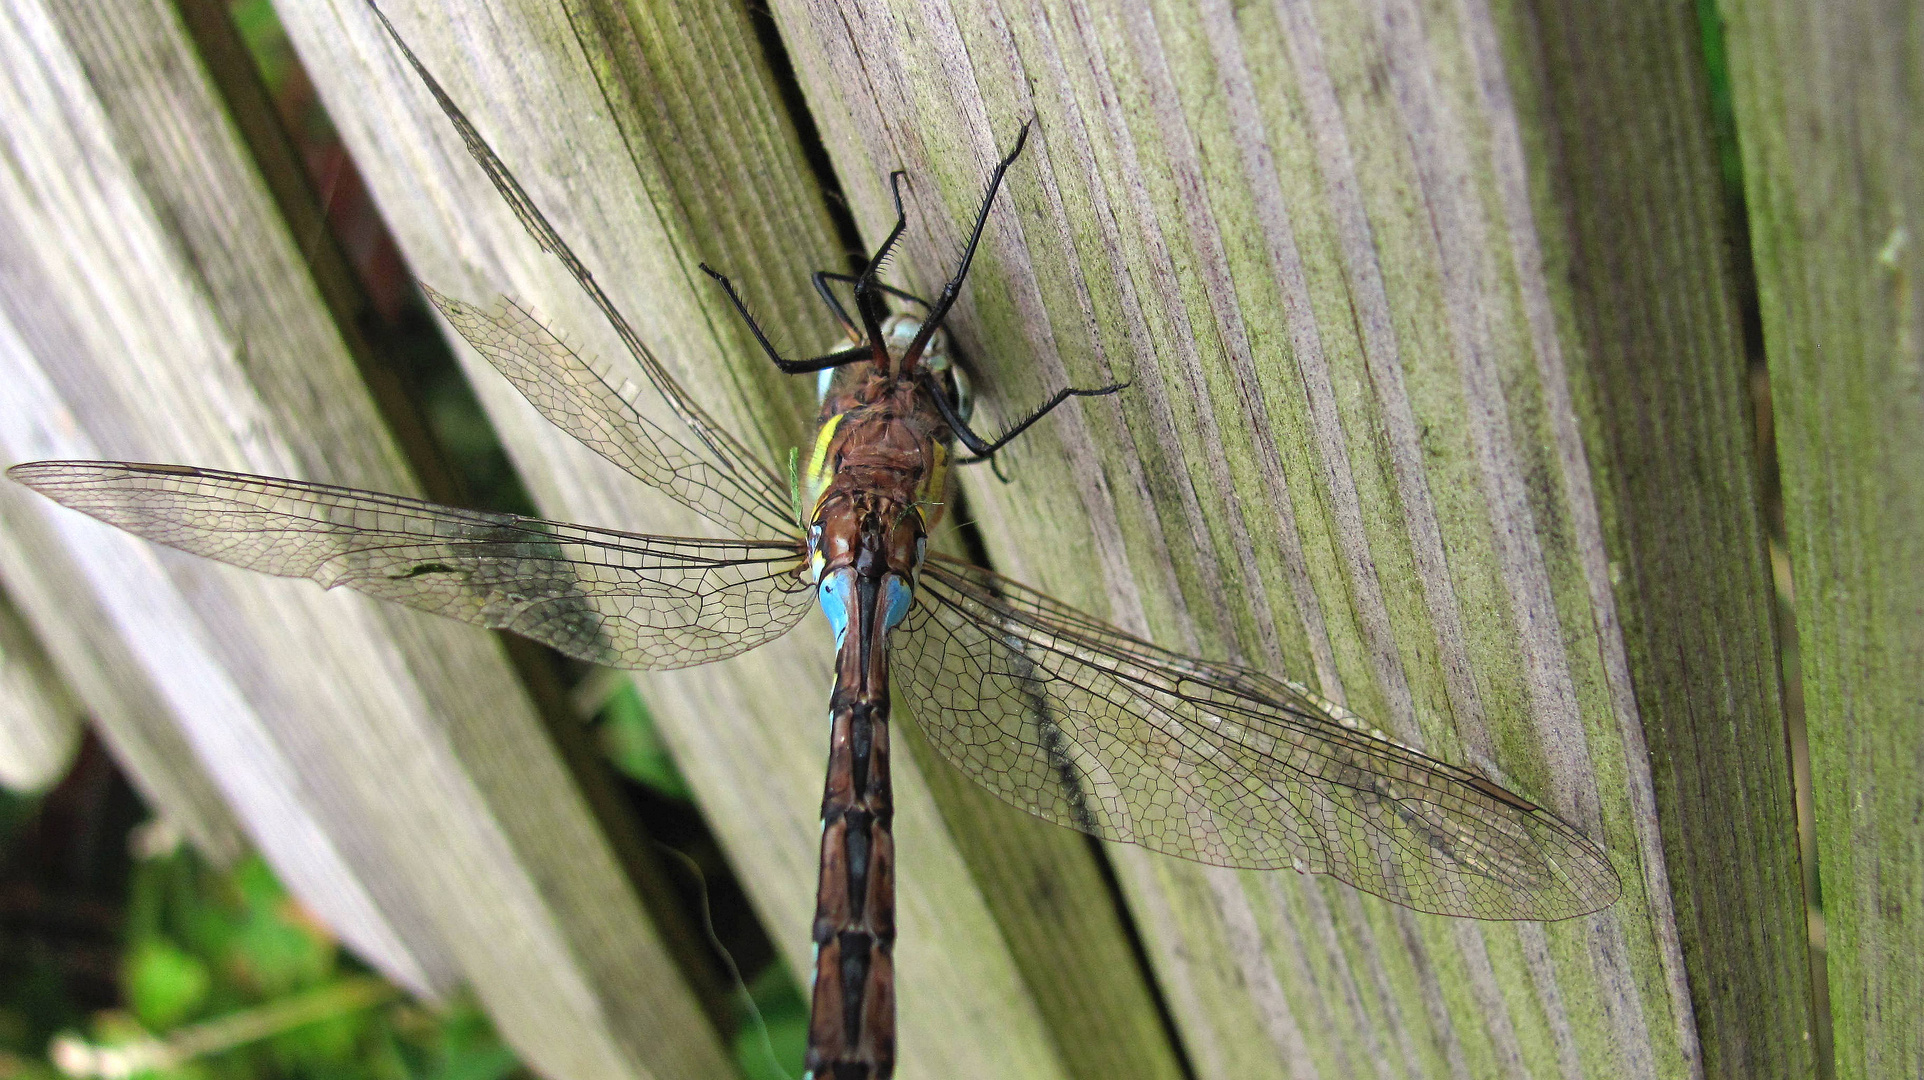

[879,313,972,424]
[816,314,961,406]
[881,313,947,373]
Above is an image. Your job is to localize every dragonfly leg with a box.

[812,271,932,340]
[897,120,1034,371]
[812,272,863,339]
[847,173,914,371]
[932,373,1130,463]
[700,263,870,374]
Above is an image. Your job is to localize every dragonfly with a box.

[10,8,1620,1079]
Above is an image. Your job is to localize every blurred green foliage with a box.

[732,964,807,1080]
[593,682,693,803]
[88,846,523,1080]
[227,0,295,118]
[1,773,525,1080]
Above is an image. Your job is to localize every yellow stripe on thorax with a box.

[804,413,843,516]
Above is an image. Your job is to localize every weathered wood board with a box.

[0,572,84,794]
[0,1,734,1077]
[2,0,1846,1075]
[1720,0,1923,1076]
[769,0,1813,1076]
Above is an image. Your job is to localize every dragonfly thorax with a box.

[804,348,956,557]
[803,368,948,595]
[817,314,971,427]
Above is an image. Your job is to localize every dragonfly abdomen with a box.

[808,567,902,1079]
[806,444,923,1080]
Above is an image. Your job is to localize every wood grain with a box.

[1721,0,1922,1075]
[0,1,734,1076]
[0,566,84,794]
[1,0,1836,1072]
[770,0,1812,1075]
[1522,0,1819,1072]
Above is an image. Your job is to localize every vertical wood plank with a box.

[771,0,1810,1074]
[1518,0,1818,1073]
[0,1,737,1076]
[1719,0,1922,1075]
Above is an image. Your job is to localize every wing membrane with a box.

[423,286,796,540]
[11,462,811,670]
[895,556,1620,921]
[370,5,794,540]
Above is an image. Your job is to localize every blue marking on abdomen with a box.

[818,569,854,649]
[883,575,913,631]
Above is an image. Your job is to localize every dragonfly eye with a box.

[918,327,953,373]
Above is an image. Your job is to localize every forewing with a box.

[423,286,796,541]
[11,462,812,671]
[895,557,1621,921]
[370,6,794,541]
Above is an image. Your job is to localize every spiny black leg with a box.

[958,450,1017,484]
[698,261,782,363]
[812,272,863,338]
[822,273,933,310]
[813,272,933,332]
[700,263,869,374]
[954,382,1128,460]
[852,172,912,368]
[899,121,1033,369]
[924,371,1128,460]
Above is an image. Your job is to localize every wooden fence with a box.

[0,0,1914,1077]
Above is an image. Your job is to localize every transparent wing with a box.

[422,285,796,541]
[895,556,1621,921]
[370,6,795,541]
[11,462,812,671]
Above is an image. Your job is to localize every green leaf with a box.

[221,859,335,995]
[421,1005,520,1080]
[123,940,211,1030]
[424,1042,521,1080]
[266,1005,364,1067]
